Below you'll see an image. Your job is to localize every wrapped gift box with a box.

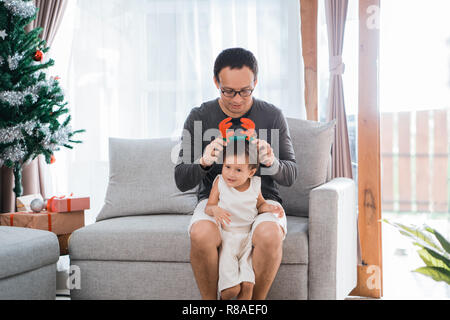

[16,194,44,212]
[47,196,90,213]
[0,210,85,235]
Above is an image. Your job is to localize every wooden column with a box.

[300,0,318,121]
[350,0,383,298]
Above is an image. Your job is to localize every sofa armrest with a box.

[308,178,357,300]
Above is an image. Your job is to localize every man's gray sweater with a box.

[174,97,298,204]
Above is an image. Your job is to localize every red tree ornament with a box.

[33,50,43,62]
[50,154,56,164]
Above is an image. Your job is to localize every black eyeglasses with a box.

[220,86,254,98]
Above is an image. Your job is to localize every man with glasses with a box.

[175,48,298,300]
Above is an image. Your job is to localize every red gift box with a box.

[47,196,90,213]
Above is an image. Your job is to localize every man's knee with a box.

[190,220,221,248]
[252,222,283,251]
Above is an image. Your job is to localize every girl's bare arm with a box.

[205,178,231,226]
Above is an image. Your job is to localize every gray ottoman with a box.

[0,226,59,300]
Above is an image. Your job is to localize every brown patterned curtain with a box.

[325,0,353,179]
[25,0,68,47]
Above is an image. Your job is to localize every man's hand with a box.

[212,206,232,228]
[251,138,275,167]
[200,136,227,168]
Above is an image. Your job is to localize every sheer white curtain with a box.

[48,0,305,224]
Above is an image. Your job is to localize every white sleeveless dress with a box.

[214,174,261,292]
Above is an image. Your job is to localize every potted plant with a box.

[383,219,450,285]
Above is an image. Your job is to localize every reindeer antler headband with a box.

[219,117,256,142]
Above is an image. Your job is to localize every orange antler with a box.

[219,117,233,141]
[241,118,256,141]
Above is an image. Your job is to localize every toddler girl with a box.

[204,139,284,300]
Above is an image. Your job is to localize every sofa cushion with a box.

[70,215,193,262]
[96,138,198,222]
[0,227,59,279]
[279,118,336,217]
[69,215,308,264]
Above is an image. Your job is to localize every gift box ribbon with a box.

[9,212,53,232]
[47,193,74,212]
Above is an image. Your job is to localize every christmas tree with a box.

[0,0,85,197]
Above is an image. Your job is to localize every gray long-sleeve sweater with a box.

[174,97,298,204]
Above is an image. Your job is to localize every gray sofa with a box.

[69,117,357,300]
[0,226,59,300]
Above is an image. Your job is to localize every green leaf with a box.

[424,226,450,254]
[413,266,450,285]
[417,248,450,270]
[383,219,442,252]
[418,249,435,267]
[411,238,450,260]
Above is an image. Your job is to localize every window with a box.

[49,0,305,224]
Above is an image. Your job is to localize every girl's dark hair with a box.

[222,139,259,170]
[214,48,258,82]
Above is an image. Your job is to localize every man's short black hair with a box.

[214,48,258,83]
